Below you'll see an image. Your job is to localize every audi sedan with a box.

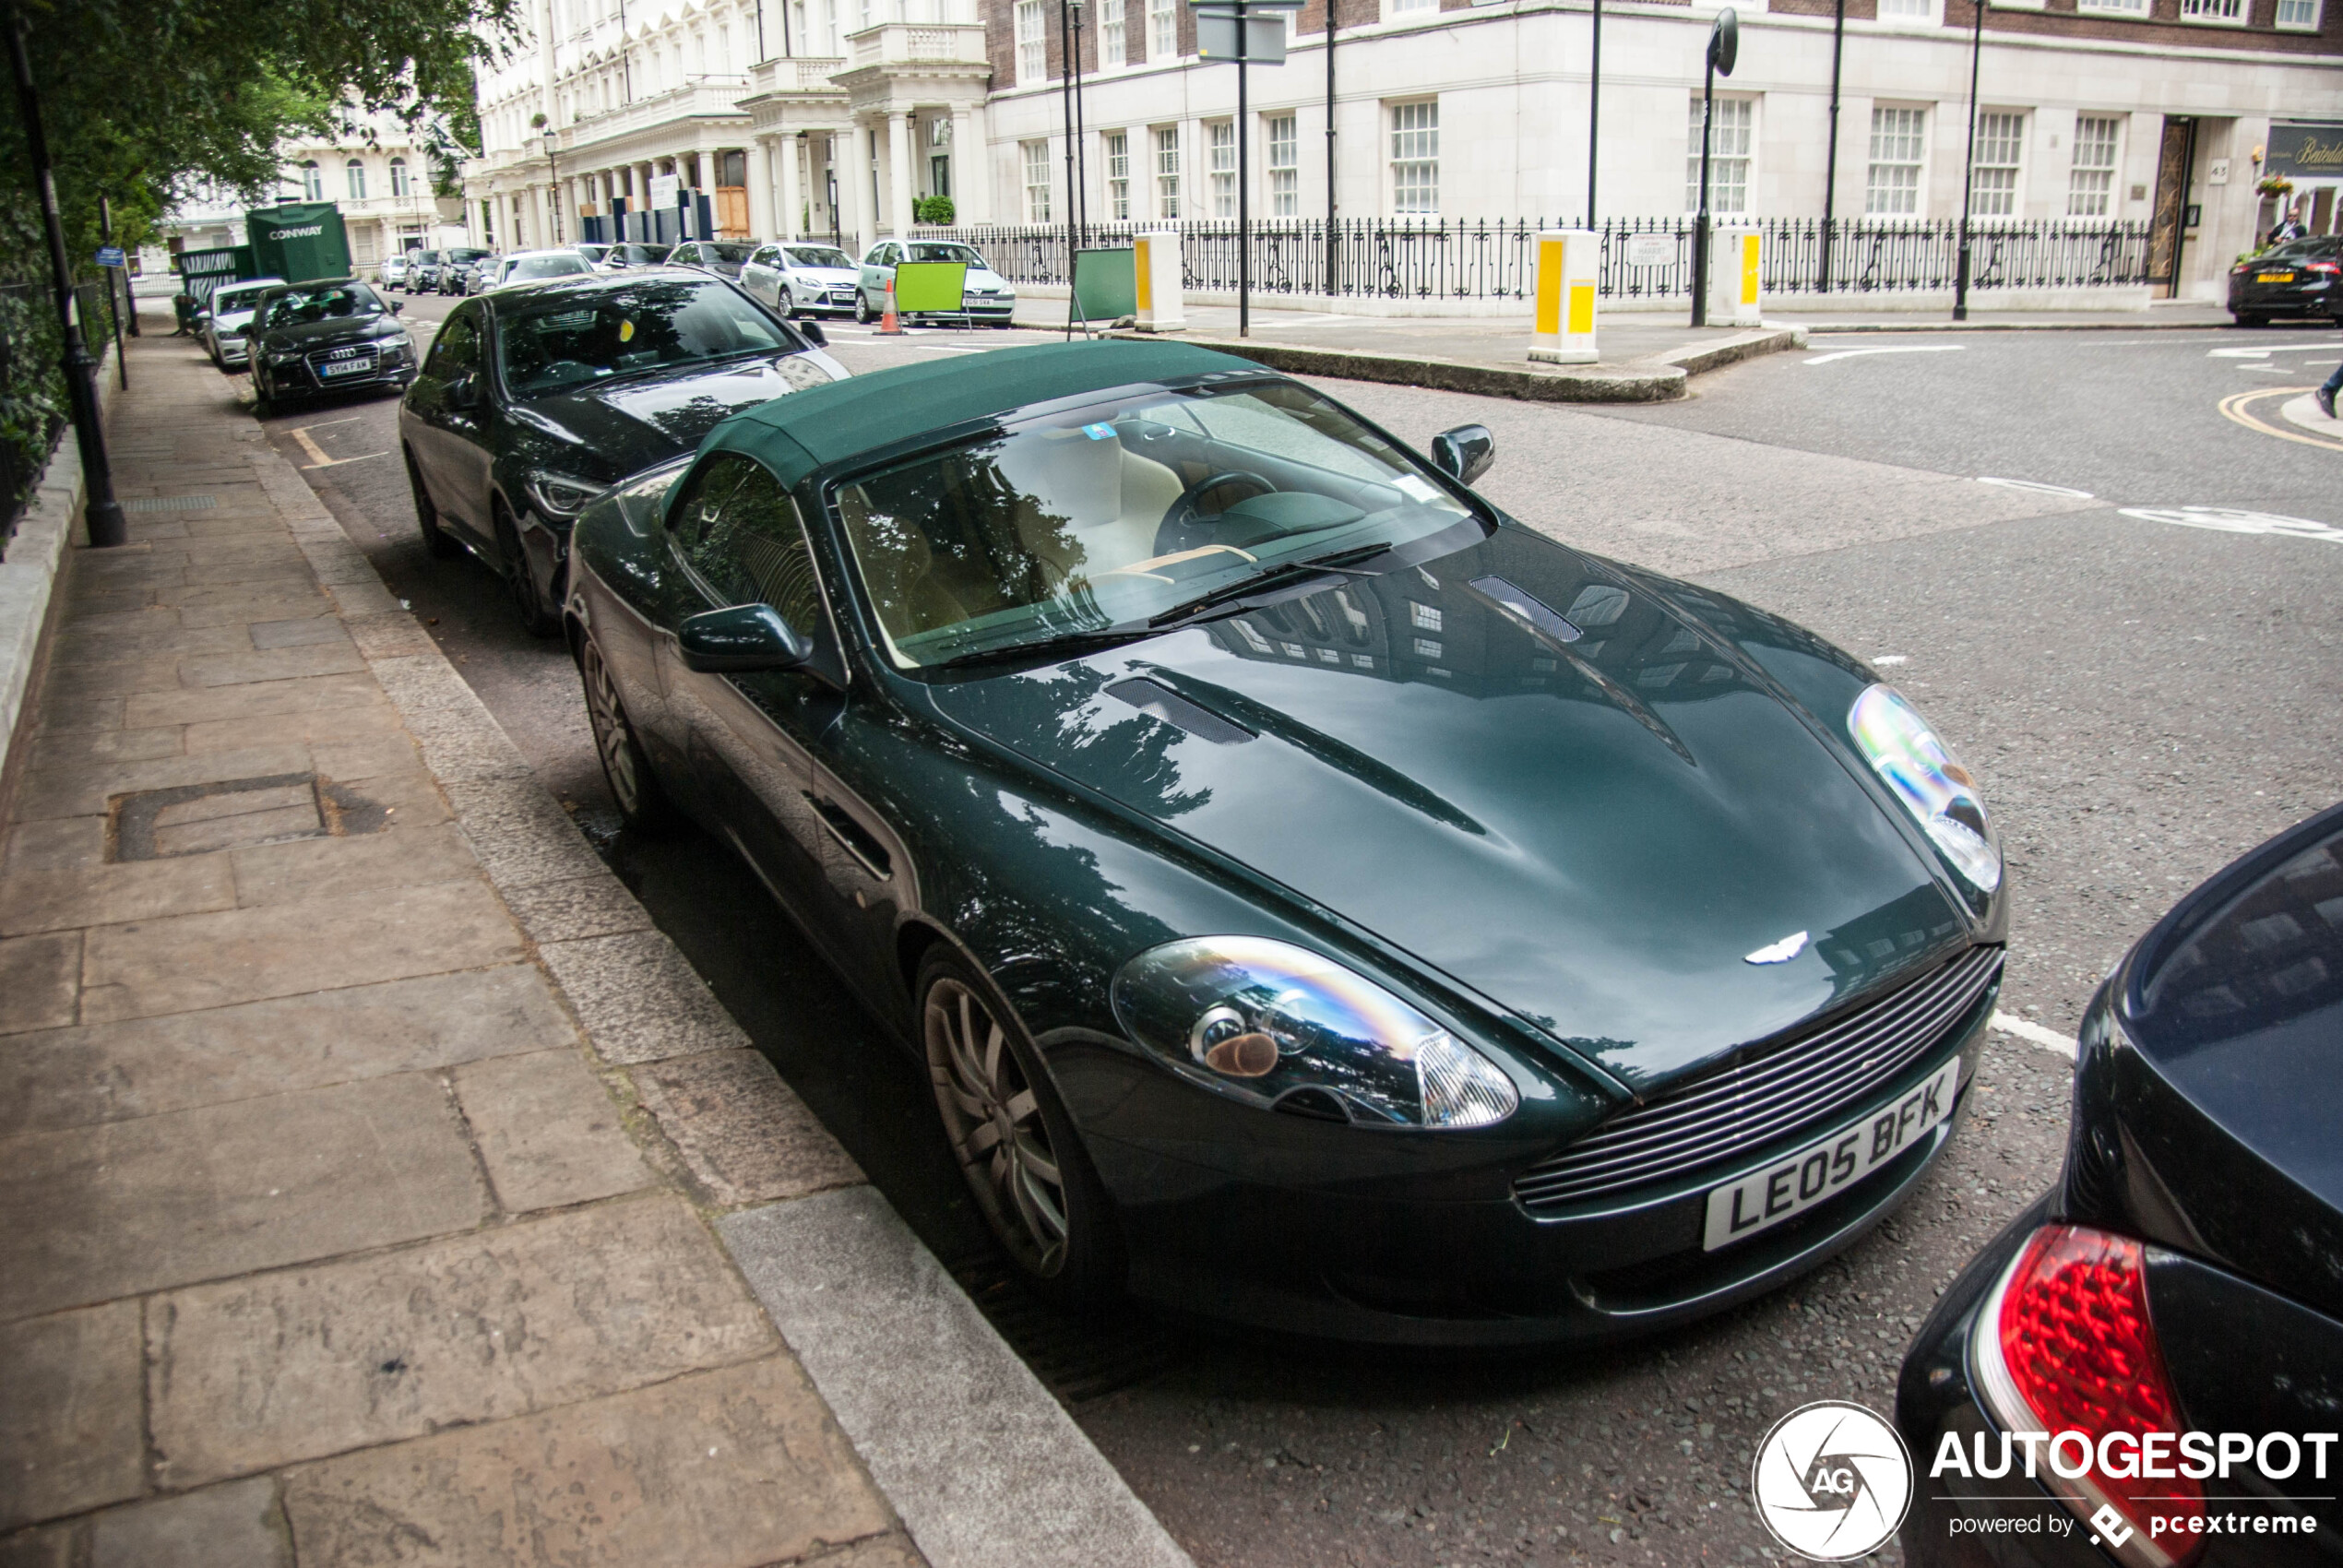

[243,279,415,412]
[399,268,847,636]
[1897,802,2343,1565]
[562,340,2009,1340]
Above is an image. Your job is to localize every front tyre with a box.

[579,631,675,833]
[496,506,561,637]
[854,291,875,325]
[405,451,462,559]
[922,952,1122,1306]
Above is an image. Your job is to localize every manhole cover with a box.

[122,495,217,513]
[111,772,388,861]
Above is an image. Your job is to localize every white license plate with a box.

[319,357,374,376]
[1702,1058,1960,1251]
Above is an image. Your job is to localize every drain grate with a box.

[123,495,217,513]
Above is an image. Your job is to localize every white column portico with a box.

[887,113,916,241]
[779,136,804,241]
[950,106,984,224]
[747,137,777,241]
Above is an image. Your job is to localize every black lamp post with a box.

[6,10,125,547]
[1587,0,1600,224]
[1818,0,1845,293]
[1953,0,1986,321]
[1689,6,1736,329]
[542,130,563,244]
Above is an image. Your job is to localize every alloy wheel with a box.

[926,976,1069,1277]
[580,637,646,821]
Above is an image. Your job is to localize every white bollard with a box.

[1134,231,1185,332]
[1707,225,1764,328]
[1528,228,1600,364]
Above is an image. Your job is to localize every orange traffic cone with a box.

[877,278,905,336]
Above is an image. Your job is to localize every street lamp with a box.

[1953,0,1987,321]
[1689,7,1737,328]
[542,129,563,244]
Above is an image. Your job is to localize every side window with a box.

[686,462,827,635]
[422,314,480,381]
[667,453,756,559]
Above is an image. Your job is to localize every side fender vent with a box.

[1105,678,1255,746]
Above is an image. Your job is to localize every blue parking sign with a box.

[95,245,125,267]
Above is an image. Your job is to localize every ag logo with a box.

[1751,1401,1913,1561]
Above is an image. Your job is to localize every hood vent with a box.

[1105,678,1255,745]
[1468,576,1582,649]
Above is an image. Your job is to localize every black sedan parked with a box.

[242,279,416,413]
[1898,801,2343,1565]
[2227,236,2343,326]
[398,268,849,636]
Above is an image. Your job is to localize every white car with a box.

[477,249,598,292]
[740,243,863,318]
[853,239,1017,327]
[380,253,411,291]
[199,276,289,370]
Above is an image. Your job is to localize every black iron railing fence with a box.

[923,217,2156,303]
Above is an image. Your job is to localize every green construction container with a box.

[244,203,352,283]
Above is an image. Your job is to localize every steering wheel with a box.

[1157,470,1277,553]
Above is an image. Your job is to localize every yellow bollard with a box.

[1134,231,1185,333]
[1528,229,1600,364]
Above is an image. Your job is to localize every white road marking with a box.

[1977,476,2094,499]
[1802,344,1968,365]
[2206,342,2343,359]
[1871,654,1909,666]
[2118,505,2343,543]
[1991,1012,2077,1061]
[915,345,989,354]
[290,424,387,469]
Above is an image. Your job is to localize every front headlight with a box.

[1110,936,1518,1128]
[1849,684,2001,894]
[265,349,303,366]
[523,471,602,521]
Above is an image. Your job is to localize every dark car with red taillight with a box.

[2228,236,2343,327]
[1896,802,2343,1565]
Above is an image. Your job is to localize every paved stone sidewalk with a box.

[0,327,1189,1568]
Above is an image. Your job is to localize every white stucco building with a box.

[161,111,459,270]
[464,0,2343,302]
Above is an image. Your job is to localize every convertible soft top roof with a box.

[703,339,1260,490]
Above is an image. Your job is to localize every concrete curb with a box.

[0,346,123,804]
[246,437,1195,1568]
[1783,316,2238,334]
[1103,325,1804,402]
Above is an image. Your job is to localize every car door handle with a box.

[804,792,891,880]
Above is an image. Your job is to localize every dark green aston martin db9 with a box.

[564,340,2006,1342]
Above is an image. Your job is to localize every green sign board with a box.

[1073,248,1138,324]
[893,259,968,313]
[244,203,352,284]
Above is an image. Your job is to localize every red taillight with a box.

[1975,1226,2203,1566]
[2309,261,2340,275]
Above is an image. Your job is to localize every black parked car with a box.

[243,279,415,413]
[1898,801,2343,1565]
[438,246,494,296]
[398,268,848,636]
[669,240,755,280]
[2227,236,2343,326]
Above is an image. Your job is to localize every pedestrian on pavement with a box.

[2271,208,2311,245]
[2317,357,2342,420]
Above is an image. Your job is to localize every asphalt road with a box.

[237,295,2343,1568]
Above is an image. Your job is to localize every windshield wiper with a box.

[1147,541,1393,628]
[934,624,1158,671]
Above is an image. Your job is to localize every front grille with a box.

[1514,944,2003,1213]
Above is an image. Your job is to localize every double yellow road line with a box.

[2218,386,2343,454]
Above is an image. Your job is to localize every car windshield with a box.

[577,244,612,263]
[261,282,386,327]
[447,248,492,263]
[214,283,278,314]
[696,244,756,265]
[832,379,1483,669]
[494,279,797,397]
[2262,238,2341,259]
[905,243,983,266]
[788,246,856,269]
[607,244,673,266]
[505,254,593,282]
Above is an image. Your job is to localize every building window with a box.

[1685,98,1753,215]
[1391,0,1436,13]
[2179,0,2245,17]
[347,159,368,200]
[1969,112,2023,218]
[1022,139,1052,220]
[1100,0,1125,64]
[1876,0,1933,17]
[1016,0,1046,82]
[1155,126,1182,217]
[388,157,411,198]
[1107,131,1130,219]
[2076,0,2147,14]
[2276,0,2320,26]
[302,160,324,201]
[1208,121,1236,217]
[1148,0,1176,58]
[2067,114,2122,218]
[1865,106,1926,217]
[1390,101,1438,215]
[1267,113,1298,217]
